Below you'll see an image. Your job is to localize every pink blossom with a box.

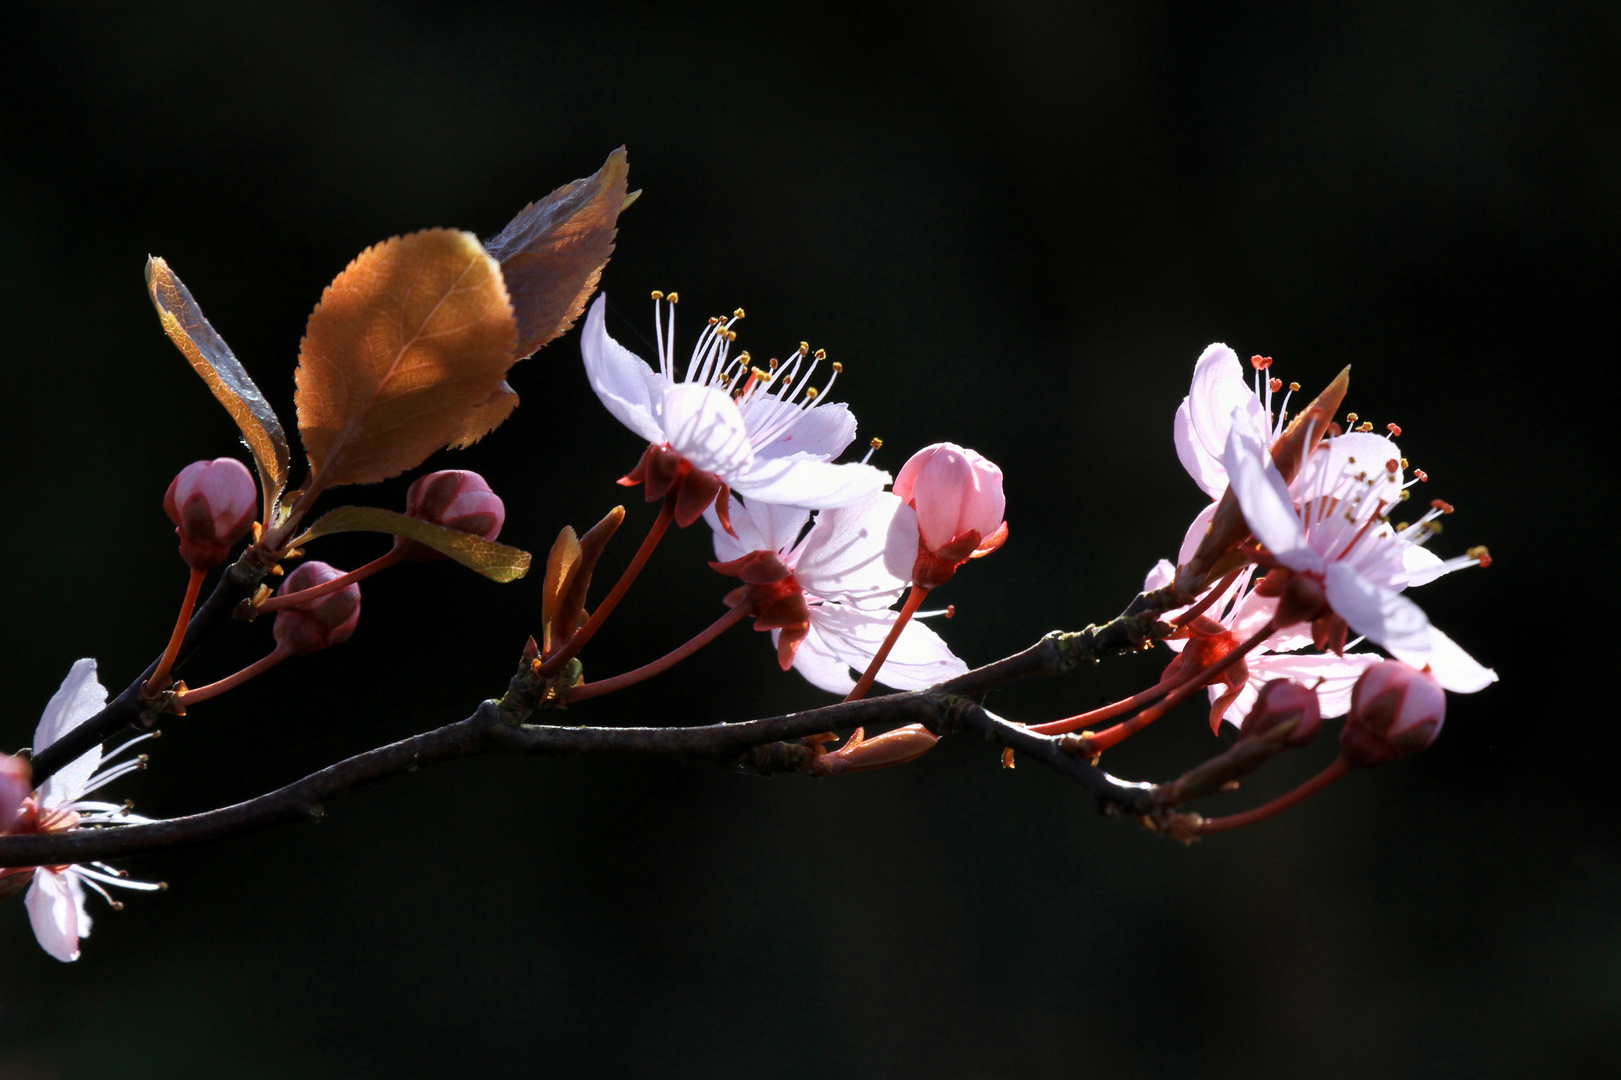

[891,443,1008,589]
[705,492,967,694]
[1340,660,1447,765]
[581,294,889,525]
[2,660,160,962]
[163,457,258,570]
[1221,413,1496,692]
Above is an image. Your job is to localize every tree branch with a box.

[4,588,1189,868]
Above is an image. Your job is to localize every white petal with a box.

[661,383,755,480]
[809,605,969,691]
[1410,624,1499,693]
[1294,431,1405,499]
[1176,502,1220,567]
[580,295,667,446]
[1176,344,1265,497]
[1223,413,1319,573]
[1244,651,1384,720]
[779,625,858,695]
[1322,565,1492,692]
[747,400,858,460]
[26,869,86,962]
[793,493,912,608]
[1397,543,1448,588]
[35,659,107,809]
[704,497,809,561]
[1143,558,1176,593]
[731,454,891,510]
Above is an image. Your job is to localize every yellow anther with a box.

[805,387,819,399]
[725,330,737,341]
[1399,490,1412,501]
[831,361,844,372]
[1289,381,1301,391]
[1394,522,1409,531]
[1429,520,1443,535]
[1346,412,1359,424]
[651,289,664,300]
[813,348,827,361]
[1401,457,1410,468]
[737,350,751,362]
[869,437,883,449]
[798,341,809,355]
[1358,421,1374,433]
[733,307,746,319]
[708,316,719,326]
[667,292,679,303]
[751,367,770,381]
[1467,545,1491,561]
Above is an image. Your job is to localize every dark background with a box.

[1,2,1615,1077]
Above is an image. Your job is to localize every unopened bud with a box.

[395,470,506,561]
[272,561,360,655]
[892,442,1008,589]
[163,458,257,570]
[2,753,31,834]
[1340,660,1446,767]
[1239,679,1321,747]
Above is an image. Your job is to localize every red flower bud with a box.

[272,561,361,655]
[1340,660,1446,767]
[395,470,506,561]
[163,458,258,570]
[1239,679,1322,747]
[2,754,31,834]
[891,443,1008,589]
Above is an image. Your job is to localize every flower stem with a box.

[1030,665,1201,735]
[1196,755,1352,834]
[178,643,292,707]
[142,568,207,699]
[540,494,678,676]
[1085,618,1276,752]
[843,586,931,703]
[254,548,406,614]
[567,601,753,703]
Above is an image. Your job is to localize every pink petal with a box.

[26,869,87,962]
[779,624,859,695]
[1223,413,1319,573]
[34,659,107,810]
[702,498,808,563]
[1322,565,1496,692]
[1177,344,1265,497]
[661,383,755,480]
[730,454,890,510]
[809,605,968,691]
[748,400,858,460]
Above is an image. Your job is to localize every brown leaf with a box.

[292,505,530,582]
[545,506,626,658]
[484,148,631,360]
[445,380,519,451]
[295,229,517,488]
[146,257,290,518]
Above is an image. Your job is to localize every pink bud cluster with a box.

[273,562,361,655]
[164,458,257,570]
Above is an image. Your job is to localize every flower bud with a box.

[2,754,31,834]
[164,458,258,570]
[272,561,361,655]
[1340,660,1446,767]
[395,470,506,561]
[1239,679,1322,747]
[891,443,1008,589]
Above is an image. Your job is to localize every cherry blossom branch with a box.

[6,586,1193,868]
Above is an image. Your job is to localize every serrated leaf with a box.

[295,229,517,488]
[445,380,520,451]
[484,148,631,361]
[147,257,290,519]
[293,506,530,582]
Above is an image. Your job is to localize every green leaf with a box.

[147,257,291,519]
[294,506,530,582]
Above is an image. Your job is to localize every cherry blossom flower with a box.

[1143,558,1380,731]
[704,492,967,694]
[1221,412,1496,692]
[1,660,160,962]
[581,293,889,527]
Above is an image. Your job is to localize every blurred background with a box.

[1,2,1615,1077]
